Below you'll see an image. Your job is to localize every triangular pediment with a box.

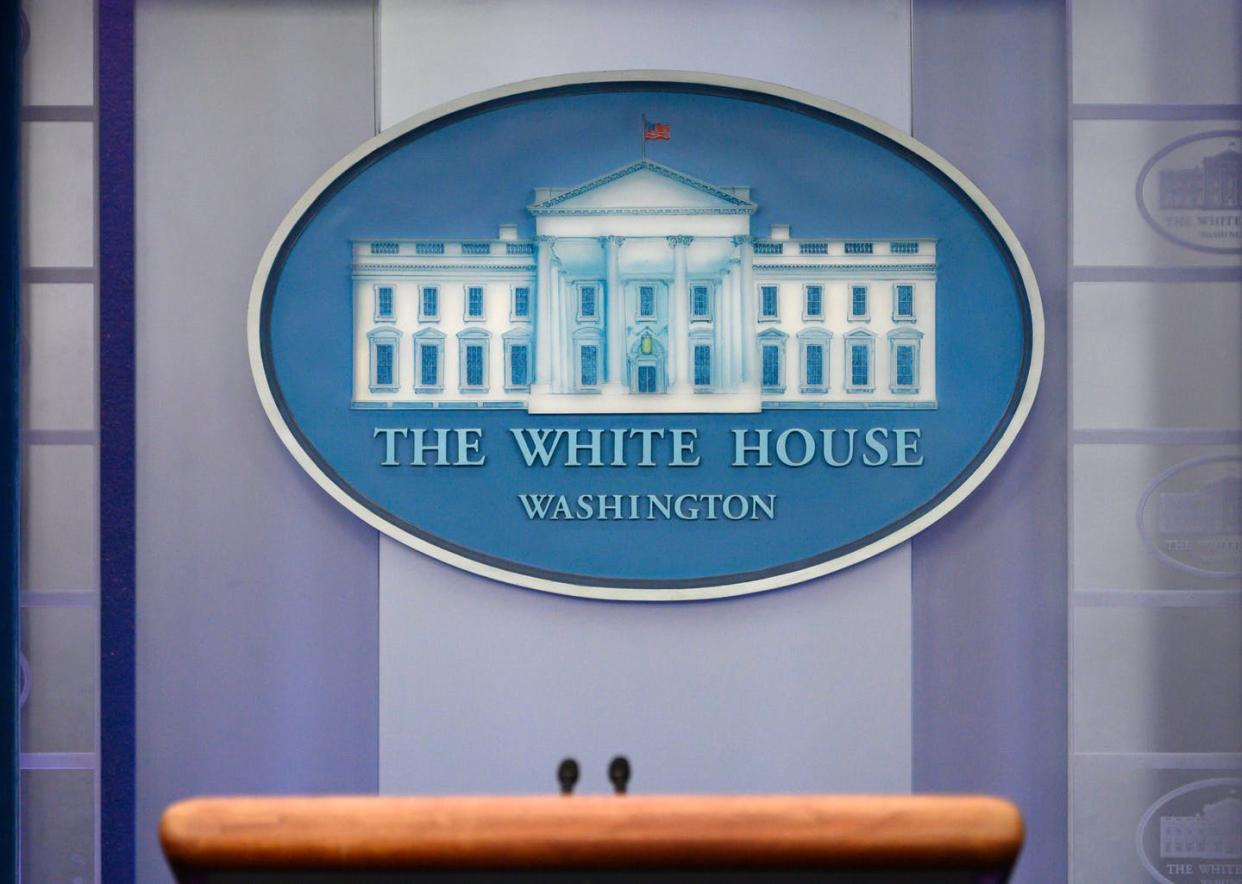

[529,160,756,216]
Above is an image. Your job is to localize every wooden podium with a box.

[160,795,1023,882]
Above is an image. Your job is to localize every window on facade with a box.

[375,343,394,387]
[895,284,914,320]
[370,241,398,255]
[762,344,780,387]
[513,286,530,318]
[466,286,484,318]
[510,344,529,387]
[850,285,868,319]
[421,286,439,319]
[760,285,778,318]
[639,285,655,317]
[805,285,823,318]
[420,344,439,387]
[580,345,599,386]
[376,286,394,319]
[580,286,597,318]
[844,242,873,254]
[805,344,824,387]
[691,285,710,318]
[465,344,485,387]
[891,241,919,254]
[850,343,870,388]
[694,344,711,386]
[895,344,915,387]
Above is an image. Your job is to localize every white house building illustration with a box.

[1160,796,1242,859]
[351,159,936,413]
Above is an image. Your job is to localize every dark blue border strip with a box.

[1,5,20,880]
[98,0,135,881]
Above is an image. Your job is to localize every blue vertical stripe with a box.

[99,0,136,880]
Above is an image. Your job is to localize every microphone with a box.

[608,756,631,795]
[557,758,580,796]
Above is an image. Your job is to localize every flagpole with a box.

[641,114,647,160]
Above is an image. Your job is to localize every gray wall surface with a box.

[133,2,379,881]
[910,3,1069,884]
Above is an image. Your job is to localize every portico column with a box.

[535,235,555,388]
[603,236,625,390]
[734,235,756,384]
[667,235,692,391]
[724,257,741,391]
[553,257,568,393]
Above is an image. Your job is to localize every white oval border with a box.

[248,70,1045,602]
[1135,777,1242,884]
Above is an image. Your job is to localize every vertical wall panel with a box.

[20,121,94,268]
[376,0,916,801]
[133,3,378,882]
[910,3,1069,884]
[25,284,96,432]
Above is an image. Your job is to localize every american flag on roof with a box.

[644,120,670,141]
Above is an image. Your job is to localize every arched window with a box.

[844,328,876,393]
[757,328,788,393]
[573,326,604,390]
[798,328,831,394]
[413,327,445,393]
[367,327,402,392]
[888,327,923,393]
[690,328,714,390]
[457,328,491,393]
[503,328,533,391]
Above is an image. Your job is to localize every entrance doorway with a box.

[637,365,657,393]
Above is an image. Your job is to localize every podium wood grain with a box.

[160,795,1022,881]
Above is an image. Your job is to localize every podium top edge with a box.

[160,794,1023,873]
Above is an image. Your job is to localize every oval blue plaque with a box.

[1136,129,1242,255]
[249,72,1043,600]
[1136,777,1242,884]
[1138,455,1242,579]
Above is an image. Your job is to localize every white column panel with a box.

[379,0,912,134]
[25,284,96,432]
[378,0,914,799]
[1072,0,1242,105]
